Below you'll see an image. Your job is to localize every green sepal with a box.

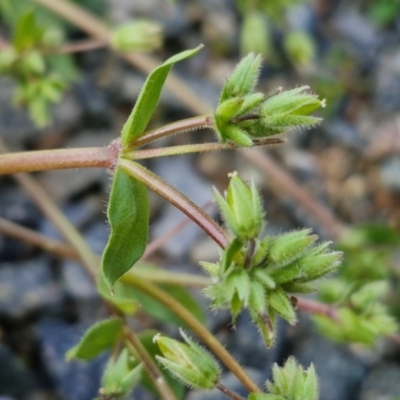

[200,261,220,277]
[236,92,265,116]
[220,53,262,102]
[154,329,221,390]
[253,269,276,289]
[220,236,245,274]
[249,279,267,314]
[216,97,245,121]
[121,45,203,148]
[269,262,301,284]
[281,282,316,294]
[214,123,253,146]
[66,318,123,361]
[259,114,322,135]
[225,268,251,308]
[101,349,143,398]
[268,229,317,267]
[295,251,342,283]
[250,309,276,348]
[261,86,321,117]
[267,288,296,324]
[101,167,149,288]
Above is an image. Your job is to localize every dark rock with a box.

[375,49,400,113]
[36,318,107,400]
[0,257,63,320]
[323,119,367,150]
[358,361,400,400]
[378,156,400,192]
[39,200,99,241]
[0,186,41,261]
[219,312,286,379]
[332,10,381,67]
[0,344,35,399]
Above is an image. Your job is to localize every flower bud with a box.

[220,53,262,102]
[100,349,143,398]
[256,86,325,136]
[266,357,319,400]
[154,329,220,390]
[213,172,264,239]
[111,20,163,52]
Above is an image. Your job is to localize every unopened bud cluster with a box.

[203,173,342,346]
[213,53,325,146]
[249,357,319,400]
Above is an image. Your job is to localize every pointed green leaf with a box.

[121,45,204,147]
[101,168,149,288]
[66,318,123,361]
[13,10,44,51]
[97,274,139,314]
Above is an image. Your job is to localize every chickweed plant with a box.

[0,41,344,399]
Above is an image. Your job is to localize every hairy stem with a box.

[216,383,246,400]
[124,327,177,400]
[0,140,99,280]
[123,273,262,393]
[0,146,114,175]
[119,159,229,249]
[130,142,238,159]
[131,115,212,148]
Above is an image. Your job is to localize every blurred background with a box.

[1,0,400,399]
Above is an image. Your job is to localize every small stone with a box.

[0,257,63,319]
[378,156,400,192]
[358,362,400,400]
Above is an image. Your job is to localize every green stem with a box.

[125,270,211,288]
[123,273,263,393]
[131,115,212,148]
[119,159,229,249]
[124,326,177,400]
[129,142,238,159]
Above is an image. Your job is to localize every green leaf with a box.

[66,318,122,361]
[121,45,204,148]
[13,10,43,51]
[101,167,149,288]
[97,274,139,314]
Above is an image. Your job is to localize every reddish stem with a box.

[119,159,229,249]
[0,146,117,175]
